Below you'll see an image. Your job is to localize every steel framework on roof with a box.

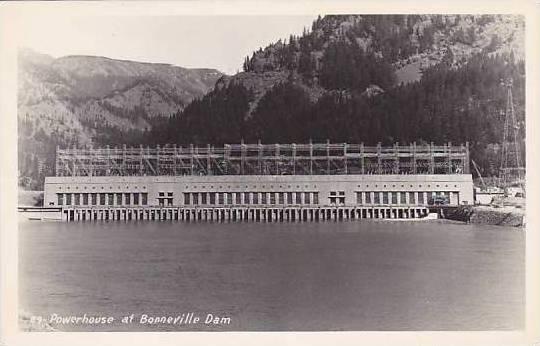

[55,141,470,177]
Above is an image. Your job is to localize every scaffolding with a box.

[55,141,470,177]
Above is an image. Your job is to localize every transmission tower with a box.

[498,78,525,188]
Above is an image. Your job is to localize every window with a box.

[167,198,173,206]
[124,193,131,205]
[116,193,123,205]
[252,193,258,205]
[227,193,233,205]
[159,192,165,197]
[133,193,140,205]
[270,193,276,204]
[304,192,311,205]
[400,192,406,204]
[108,193,114,205]
[167,192,173,197]
[191,193,197,205]
[262,193,267,204]
[83,193,89,205]
[91,193,97,205]
[365,192,372,204]
[391,192,398,204]
[57,194,63,206]
[374,192,380,204]
[184,193,191,205]
[418,192,425,205]
[141,193,148,205]
[235,193,241,204]
[356,192,362,205]
[287,192,293,204]
[383,192,389,204]
[75,194,80,205]
[329,191,345,205]
[296,193,302,204]
[209,193,216,205]
[409,192,416,204]
[201,193,207,205]
[313,193,319,204]
[242,192,249,205]
[278,193,284,204]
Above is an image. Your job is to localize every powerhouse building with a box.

[43,142,473,221]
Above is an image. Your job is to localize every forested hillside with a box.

[145,15,525,179]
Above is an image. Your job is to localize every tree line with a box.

[131,52,525,179]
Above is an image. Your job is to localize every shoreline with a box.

[445,205,525,228]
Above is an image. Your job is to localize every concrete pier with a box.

[61,205,431,222]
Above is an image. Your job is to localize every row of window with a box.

[356,191,457,205]
[56,191,458,207]
[184,192,319,206]
[57,193,148,206]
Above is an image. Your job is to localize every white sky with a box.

[17,15,317,75]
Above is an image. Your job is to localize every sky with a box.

[17,15,317,75]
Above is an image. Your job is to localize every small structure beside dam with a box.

[43,142,474,222]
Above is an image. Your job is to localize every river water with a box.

[19,220,524,331]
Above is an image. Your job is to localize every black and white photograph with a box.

[1,1,539,345]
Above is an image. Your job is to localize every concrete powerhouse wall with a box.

[44,174,474,207]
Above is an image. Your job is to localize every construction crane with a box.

[471,159,487,190]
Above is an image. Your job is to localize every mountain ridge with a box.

[226,14,524,117]
[18,49,224,189]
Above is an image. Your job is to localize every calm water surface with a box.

[19,220,524,331]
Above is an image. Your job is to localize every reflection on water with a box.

[19,220,524,331]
